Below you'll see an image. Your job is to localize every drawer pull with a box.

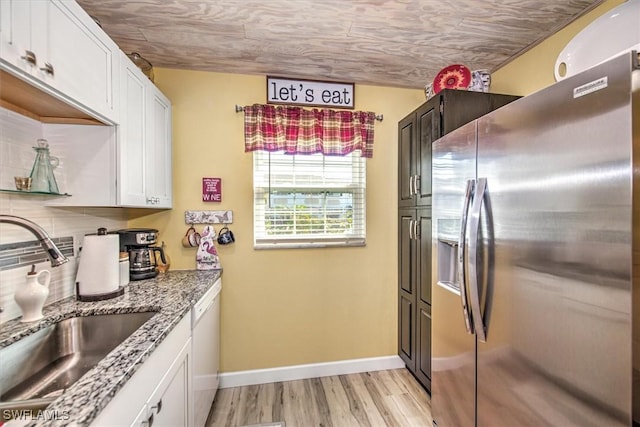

[39,62,54,76]
[21,50,37,65]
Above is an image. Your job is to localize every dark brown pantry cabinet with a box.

[397,89,519,393]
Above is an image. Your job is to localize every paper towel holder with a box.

[76,227,125,302]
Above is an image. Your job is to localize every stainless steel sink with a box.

[0,311,156,417]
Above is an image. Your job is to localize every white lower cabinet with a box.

[90,313,192,427]
[146,340,191,427]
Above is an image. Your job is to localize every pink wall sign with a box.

[202,178,222,202]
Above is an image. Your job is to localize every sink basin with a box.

[0,311,156,416]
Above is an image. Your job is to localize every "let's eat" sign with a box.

[267,76,354,109]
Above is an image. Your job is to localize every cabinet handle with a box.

[414,219,420,240]
[141,412,154,427]
[153,399,162,414]
[408,219,414,240]
[414,175,420,195]
[39,62,54,76]
[409,175,414,196]
[21,50,37,66]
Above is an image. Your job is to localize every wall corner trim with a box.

[218,355,405,389]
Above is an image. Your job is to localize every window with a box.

[253,151,366,248]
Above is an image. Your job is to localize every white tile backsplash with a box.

[0,108,127,323]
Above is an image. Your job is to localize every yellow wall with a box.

[129,0,625,373]
[491,0,625,95]
[129,70,424,372]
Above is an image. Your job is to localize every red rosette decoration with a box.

[432,64,472,94]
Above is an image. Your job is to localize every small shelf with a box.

[0,189,71,197]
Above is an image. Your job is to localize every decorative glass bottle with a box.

[29,139,60,193]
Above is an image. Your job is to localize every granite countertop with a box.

[0,269,222,427]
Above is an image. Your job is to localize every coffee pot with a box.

[117,228,166,280]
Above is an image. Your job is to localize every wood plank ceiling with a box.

[77,0,603,89]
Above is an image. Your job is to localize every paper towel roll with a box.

[76,233,120,296]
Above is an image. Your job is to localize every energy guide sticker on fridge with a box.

[573,76,608,98]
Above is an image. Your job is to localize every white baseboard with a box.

[219,355,405,389]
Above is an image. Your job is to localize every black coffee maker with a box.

[117,228,166,280]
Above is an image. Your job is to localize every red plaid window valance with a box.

[243,104,376,158]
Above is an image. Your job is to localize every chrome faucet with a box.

[0,215,69,267]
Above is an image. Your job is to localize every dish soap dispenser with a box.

[14,265,51,322]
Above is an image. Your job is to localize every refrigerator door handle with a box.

[458,179,475,334]
[468,177,488,342]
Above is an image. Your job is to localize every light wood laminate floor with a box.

[207,368,432,427]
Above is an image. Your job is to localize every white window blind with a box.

[253,151,366,249]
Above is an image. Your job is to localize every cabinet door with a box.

[399,292,416,371]
[417,208,432,305]
[398,210,415,294]
[146,86,172,208]
[147,339,191,427]
[46,0,119,122]
[415,103,436,206]
[398,112,415,207]
[0,0,39,74]
[416,209,432,391]
[398,209,416,370]
[417,303,432,390]
[119,55,148,207]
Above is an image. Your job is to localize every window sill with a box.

[254,241,366,250]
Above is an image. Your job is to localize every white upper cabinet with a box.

[0,0,119,123]
[0,0,173,208]
[118,55,148,206]
[118,52,173,209]
[146,86,172,208]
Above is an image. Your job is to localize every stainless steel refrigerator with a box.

[431,51,640,427]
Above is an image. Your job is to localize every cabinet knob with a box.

[39,62,55,76]
[21,50,37,66]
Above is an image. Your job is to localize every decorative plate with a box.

[432,64,472,94]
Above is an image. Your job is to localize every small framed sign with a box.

[267,76,354,109]
[202,178,222,202]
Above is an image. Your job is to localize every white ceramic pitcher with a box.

[14,265,50,322]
